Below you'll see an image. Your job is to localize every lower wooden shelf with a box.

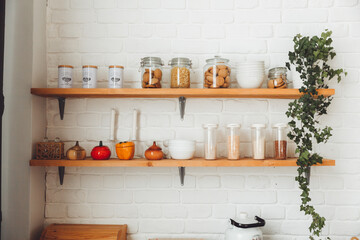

[30,158,335,167]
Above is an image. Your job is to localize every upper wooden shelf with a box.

[30,158,335,167]
[31,88,335,99]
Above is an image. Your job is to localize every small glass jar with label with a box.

[108,65,124,88]
[169,57,192,88]
[227,123,241,160]
[267,67,288,89]
[272,123,288,160]
[58,65,73,88]
[140,57,164,88]
[82,65,98,88]
[203,56,231,88]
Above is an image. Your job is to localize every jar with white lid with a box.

[227,123,241,160]
[82,65,98,88]
[251,124,266,160]
[108,65,124,88]
[203,123,218,160]
[272,123,288,160]
[140,57,164,88]
[58,65,73,88]
[203,56,231,88]
[168,57,192,88]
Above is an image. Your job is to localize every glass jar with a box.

[227,123,241,160]
[267,67,288,89]
[251,124,266,160]
[203,124,218,160]
[273,123,288,160]
[203,56,231,88]
[140,57,164,88]
[169,57,192,88]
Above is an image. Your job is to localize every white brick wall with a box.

[45,1,360,239]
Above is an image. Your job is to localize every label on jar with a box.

[82,67,97,88]
[108,66,124,88]
[58,67,72,88]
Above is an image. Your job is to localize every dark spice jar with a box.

[272,123,288,160]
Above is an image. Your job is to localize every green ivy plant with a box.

[286,30,346,239]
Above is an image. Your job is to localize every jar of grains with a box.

[140,57,164,88]
[227,123,241,160]
[203,56,231,88]
[168,57,192,88]
[203,124,218,160]
[272,123,288,160]
[267,67,288,89]
[251,124,266,160]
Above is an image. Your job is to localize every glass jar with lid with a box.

[251,124,266,160]
[272,123,288,160]
[267,67,288,89]
[203,56,231,88]
[140,57,164,88]
[168,57,192,88]
[203,123,218,160]
[227,123,241,160]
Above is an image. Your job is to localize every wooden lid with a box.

[82,65,98,69]
[58,65,73,68]
[109,65,124,69]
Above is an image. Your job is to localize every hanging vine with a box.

[286,30,346,239]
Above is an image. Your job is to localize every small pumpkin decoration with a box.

[145,141,163,160]
[91,141,111,160]
[66,141,86,160]
[116,141,135,160]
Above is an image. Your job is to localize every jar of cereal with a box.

[140,57,164,88]
[203,56,231,88]
[168,57,192,88]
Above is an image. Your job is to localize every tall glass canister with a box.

[272,123,288,160]
[251,124,266,160]
[203,124,218,160]
[227,123,241,160]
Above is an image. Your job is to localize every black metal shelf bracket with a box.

[58,166,65,185]
[58,97,65,120]
[179,96,186,120]
[178,167,185,186]
[306,166,311,184]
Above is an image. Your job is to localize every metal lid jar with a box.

[140,57,164,88]
[267,67,287,89]
[203,56,231,88]
[169,57,192,88]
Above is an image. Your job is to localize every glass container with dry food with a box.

[168,57,192,88]
[272,123,288,160]
[203,56,231,88]
[227,123,241,160]
[267,67,288,89]
[140,57,164,88]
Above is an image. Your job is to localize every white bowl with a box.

[236,75,265,88]
[169,150,195,160]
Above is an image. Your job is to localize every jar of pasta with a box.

[203,56,231,88]
[168,57,192,88]
[140,57,164,88]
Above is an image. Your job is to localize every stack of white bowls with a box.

[236,61,265,88]
[168,140,195,160]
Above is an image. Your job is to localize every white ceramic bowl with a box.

[236,74,265,88]
[169,149,195,160]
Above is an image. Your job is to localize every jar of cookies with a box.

[203,56,231,88]
[140,57,164,88]
[169,57,192,88]
[267,67,288,89]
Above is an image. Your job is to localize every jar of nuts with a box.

[169,57,192,88]
[203,56,231,88]
[140,57,164,88]
[267,67,288,89]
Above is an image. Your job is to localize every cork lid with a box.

[58,65,73,68]
[109,65,124,69]
[82,65,98,69]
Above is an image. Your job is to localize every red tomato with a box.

[91,141,111,160]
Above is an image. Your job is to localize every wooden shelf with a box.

[31,88,335,99]
[30,158,335,167]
